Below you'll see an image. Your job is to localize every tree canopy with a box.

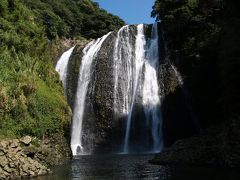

[152,0,240,126]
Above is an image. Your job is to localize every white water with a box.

[113,25,133,116]
[171,64,184,86]
[55,46,75,92]
[71,32,111,156]
[57,24,164,155]
[142,23,163,151]
[123,24,146,153]
[113,25,146,153]
[113,24,163,153]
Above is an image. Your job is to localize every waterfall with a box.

[123,24,145,153]
[71,32,111,156]
[142,23,163,152]
[56,23,164,155]
[113,25,133,116]
[113,25,145,153]
[113,23,163,153]
[55,46,75,93]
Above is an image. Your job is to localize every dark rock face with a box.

[150,133,223,166]
[150,121,240,168]
[159,63,199,146]
[81,33,117,153]
[65,24,200,154]
[66,45,85,109]
[156,24,199,147]
[90,33,117,152]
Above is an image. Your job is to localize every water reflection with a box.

[31,154,240,180]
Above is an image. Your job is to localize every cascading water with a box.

[55,46,75,93]
[56,23,164,156]
[113,25,133,116]
[113,25,146,153]
[113,23,163,153]
[71,32,111,156]
[142,23,163,152]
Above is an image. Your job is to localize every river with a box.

[30,154,240,180]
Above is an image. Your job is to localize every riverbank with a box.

[0,135,71,179]
[150,123,240,168]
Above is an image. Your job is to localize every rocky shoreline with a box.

[0,135,71,179]
[150,123,240,169]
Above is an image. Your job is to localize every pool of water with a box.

[31,154,240,180]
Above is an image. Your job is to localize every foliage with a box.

[0,0,124,138]
[152,0,240,126]
[23,0,125,39]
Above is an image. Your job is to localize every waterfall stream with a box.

[142,23,163,152]
[55,46,75,94]
[71,32,111,156]
[56,23,163,155]
[113,24,163,153]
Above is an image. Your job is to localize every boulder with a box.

[0,149,5,156]
[0,141,9,148]
[10,139,19,148]
[3,165,12,173]
[0,156,8,168]
[20,136,32,145]
[13,146,22,154]
[0,167,6,179]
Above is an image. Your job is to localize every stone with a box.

[0,141,9,148]
[13,146,22,154]
[29,170,35,176]
[31,164,37,172]
[0,135,70,179]
[7,153,14,159]
[0,149,5,156]
[28,157,34,164]
[0,155,8,168]
[22,164,30,173]
[37,168,47,175]
[0,166,9,179]
[9,162,16,168]
[4,165,12,173]
[37,169,43,175]
[10,139,19,148]
[19,157,25,163]
[20,136,32,145]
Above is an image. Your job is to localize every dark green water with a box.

[31,154,240,180]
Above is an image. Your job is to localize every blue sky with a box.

[93,0,155,24]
